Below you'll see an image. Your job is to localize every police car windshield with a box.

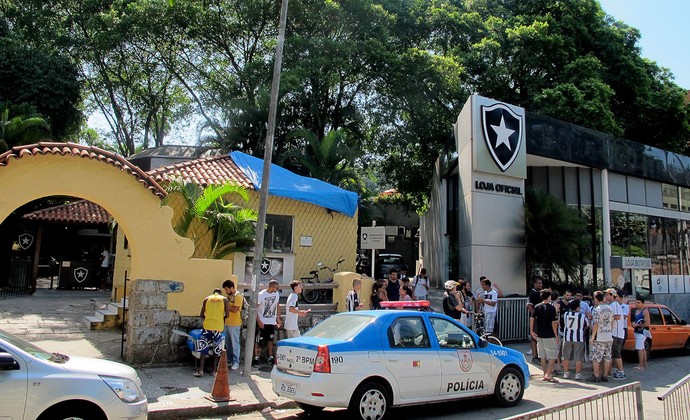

[304,314,374,340]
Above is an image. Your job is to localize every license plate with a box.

[280,382,296,395]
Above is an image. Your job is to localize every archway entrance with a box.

[0,143,233,363]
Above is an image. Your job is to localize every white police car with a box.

[271,310,529,419]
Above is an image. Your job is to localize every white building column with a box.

[601,169,612,288]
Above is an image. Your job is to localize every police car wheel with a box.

[296,402,324,415]
[494,367,524,407]
[349,381,390,420]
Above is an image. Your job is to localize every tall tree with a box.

[524,188,589,284]
[5,0,192,155]
[0,22,82,139]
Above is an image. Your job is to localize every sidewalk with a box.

[0,285,528,419]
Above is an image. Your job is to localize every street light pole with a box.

[242,0,289,378]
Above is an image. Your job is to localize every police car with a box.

[271,309,529,419]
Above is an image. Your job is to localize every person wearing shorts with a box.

[589,291,614,382]
[253,279,282,366]
[562,299,587,380]
[477,277,498,336]
[196,288,229,377]
[530,289,560,383]
[633,298,651,370]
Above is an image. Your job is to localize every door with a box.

[647,307,667,349]
[0,346,28,420]
[660,307,688,347]
[383,316,440,400]
[428,317,492,399]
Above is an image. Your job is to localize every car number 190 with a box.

[280,382,296,395]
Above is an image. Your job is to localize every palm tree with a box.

[163,179,258,259]
[0,106,52,152]
[280,128,360,189]
[524,187,589,285]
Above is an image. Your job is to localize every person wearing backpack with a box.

[413,268,430,301]
[222,279,244,371]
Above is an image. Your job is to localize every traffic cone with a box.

[205,350,234,402]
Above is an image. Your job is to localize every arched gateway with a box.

[0,143,232,363]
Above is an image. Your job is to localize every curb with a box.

[148,400,298,419]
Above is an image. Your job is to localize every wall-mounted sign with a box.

[300,236,313,247]
[18,233,33,250]
[621,257,652,270]
[481,103,524,172]
[361,227,385,250]
[651,275,669,294]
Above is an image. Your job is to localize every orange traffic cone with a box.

[205,350,234,402]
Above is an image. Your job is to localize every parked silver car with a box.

[0,328,147,420]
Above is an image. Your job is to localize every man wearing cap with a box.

[443,281,468,321]
[606,288,626,380]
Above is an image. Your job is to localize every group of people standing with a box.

[442,276,503,336]
[528,276,651,384]
[194,278,313,376]
[367,268,432,309]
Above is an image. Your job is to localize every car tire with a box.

[645,339,652,360]
[349,381,390,420]
[38,402,106,420]
[684,338,690,355]
[296,402,324,415]
[494,366,524,407]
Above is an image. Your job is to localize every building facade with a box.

[422,95,690,319]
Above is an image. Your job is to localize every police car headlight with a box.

[101,375,146,403]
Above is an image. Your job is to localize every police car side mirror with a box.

[0,352,20,371]
[681,319,687,326]
[478,337,489,348]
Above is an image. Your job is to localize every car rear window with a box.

[380,256,403,263]
[304,314,374,340]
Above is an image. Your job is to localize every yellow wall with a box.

[156,185,359,283]
[0,153,232,316]
[244,192,358,280]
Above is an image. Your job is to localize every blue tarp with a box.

[230,151,358,217]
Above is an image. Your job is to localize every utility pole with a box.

[243,0,289,378]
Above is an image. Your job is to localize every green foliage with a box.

[0,105,52,152]
[0,28,82,139]
[280,128,362,191]
[163,179,258,259]
[524,188,589,283]
[3,0,689,204]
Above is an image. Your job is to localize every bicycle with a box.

[472,311,503,346]
[300,258,345,304]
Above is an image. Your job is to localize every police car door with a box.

[383,316,441,400]
[429,317,492,398]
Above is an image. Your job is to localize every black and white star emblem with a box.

[481,103,523,172]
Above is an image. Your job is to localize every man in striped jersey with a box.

[562,299,588,380]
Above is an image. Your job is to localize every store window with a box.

[681,187,690,212]
[662,184,679,210]
[265,214,293,253]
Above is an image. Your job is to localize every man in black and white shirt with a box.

[562,300,588,380]
[345,279,364,311]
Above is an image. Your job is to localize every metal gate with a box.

[1,258,33,298]
[497,297,530,342]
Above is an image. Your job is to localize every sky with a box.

[598,0,690,89]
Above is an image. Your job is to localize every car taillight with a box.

[313,345,331,373]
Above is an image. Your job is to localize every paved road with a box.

[185,343,690,420]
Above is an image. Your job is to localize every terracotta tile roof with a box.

[147,154,254,189]
[22,200,111,224]
[0,142,167,198]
